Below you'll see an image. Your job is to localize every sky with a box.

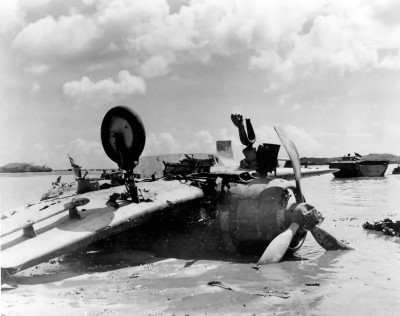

[1,0,400,170]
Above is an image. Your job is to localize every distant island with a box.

[0,163,52,173]
[300,153,400,165]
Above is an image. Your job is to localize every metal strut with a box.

[125,169,139,203]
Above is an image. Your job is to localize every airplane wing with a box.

[1,179,204,276]
[274,167,339,179]
[208,165,338,182]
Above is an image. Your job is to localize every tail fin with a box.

[216,140,236,166]
[68,155,83,178]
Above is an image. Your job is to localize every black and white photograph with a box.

[1,0,399,315]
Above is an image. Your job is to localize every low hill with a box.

[363,153,400,162]
[0,163,52,173]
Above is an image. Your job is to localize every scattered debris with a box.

[1,282,18,291]
[41,180,76,201]
[363,218,400,237]
[207,281,290,299]
[208,281,233,291]
[184,260,197,268]
[1,210,16,220]
[129,273,140,278]
[106,193,120,208]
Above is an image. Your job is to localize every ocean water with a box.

[1,165,400,314]
[0,171,102,211]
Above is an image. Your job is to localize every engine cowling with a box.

[218,178,310,255]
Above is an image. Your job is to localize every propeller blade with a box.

[311,226,354,250]
[274,126,303,203]
[274,126,354,253]
[258,223,300,264]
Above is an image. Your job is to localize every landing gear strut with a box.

[125,169,139,203]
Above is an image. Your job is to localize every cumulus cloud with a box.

[63,70,146,105]
[7,0,400,90]
[12,14,99,61]
[0,0,25,37]
[70,138,101,155]
[290,15,379,72]
[144,132,182,155]
[64,138,115,168]
[140,55,171,78]
[184,130,215,153]
[195,130,213,144]
[282,125,321,154]
[3,0,400,171]
[143,129,217,156]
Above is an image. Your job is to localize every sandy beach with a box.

[3,231,399,316]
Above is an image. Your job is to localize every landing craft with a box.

[1,106,353,280]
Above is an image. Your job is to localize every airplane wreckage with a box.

[1,106,353,279]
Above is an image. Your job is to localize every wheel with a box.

[101,106,146,170]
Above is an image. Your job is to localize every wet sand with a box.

[2,214,400,316]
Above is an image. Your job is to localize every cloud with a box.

[292,103,301,110]
[379,51,400,70]
[140,55,171,78]
[8,0,400,90]
[283,125,321,154]
[143,129,216,156]
[0,0,25,38]
[30,82,41,94]
[19,0,52,11]
[185,130,215,153]
[144,132,181,155]
[12,14,99,61]
[63,70,146,106]
[195,130,213,144]
[65,138,114,168]
[291,15,379,72]
[24,63,51,74]
[2,0,400,168]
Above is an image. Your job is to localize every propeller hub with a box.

[285,202,323,231]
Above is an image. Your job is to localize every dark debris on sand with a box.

[363,218,400,237]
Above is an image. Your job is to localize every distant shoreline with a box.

[0,170,52,173]
[0,164,53,173]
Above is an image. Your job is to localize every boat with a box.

[329,153,389,178]
[393,164,400,175]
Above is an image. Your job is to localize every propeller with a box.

[258,126,353,265]
[258,223,299,264]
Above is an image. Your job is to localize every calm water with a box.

[0,171,102,211]
[1,166,400,314]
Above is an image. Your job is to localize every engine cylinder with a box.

[219,178,306,254]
